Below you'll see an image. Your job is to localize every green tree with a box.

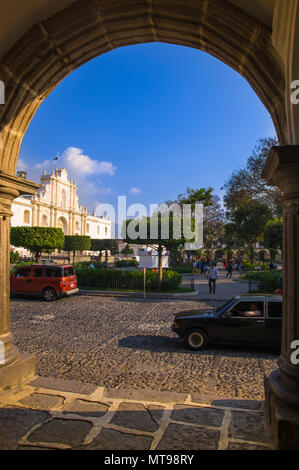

[124,215,187,289]
[11,227,64,261]
[64,235,91,263]
[165,187,217,264]
[263,218,283,260]
[223,137,282,218]
[121,244,134,256]
[10,249,20,264]
[91,239,119,261]
[229,201,273,262]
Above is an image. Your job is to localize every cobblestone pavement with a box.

[0,377,273,450]
[10,295,279,401]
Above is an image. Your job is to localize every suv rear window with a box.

[45,266,63,278]
[63,267,74,277]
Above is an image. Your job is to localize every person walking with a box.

[226,260,233,279]
[203,261,209,279]
[200,259,205,277]
[208,263,218,294]
[193,260,198,274]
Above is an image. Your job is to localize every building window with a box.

[105,227,108,236]
[86,223,90,233]
[42,215,48,226]
[61,189,67,208]
[24,210,30,224]
[97,226,100,235]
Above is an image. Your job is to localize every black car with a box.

[172,294,282,350]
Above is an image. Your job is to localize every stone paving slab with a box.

[29,377,98,395]
[0,376,274,451]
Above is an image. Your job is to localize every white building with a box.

[11,168,112,240]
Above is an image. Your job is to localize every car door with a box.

[11,266,33,292]
[30,266,44,294]
[265,300,282,348]
[216,300,266,345]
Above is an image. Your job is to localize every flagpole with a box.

[53,152,59,171]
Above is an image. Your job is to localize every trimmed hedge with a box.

[241,271,281,293]
[75,265,182,291]
[171,264,193,273]
[115,260,139,268]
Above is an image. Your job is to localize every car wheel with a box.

[42,287,57,302]
[185,329,207,350]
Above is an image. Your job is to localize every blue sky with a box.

[18,42,277,212]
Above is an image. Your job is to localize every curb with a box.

[78,289,200,300]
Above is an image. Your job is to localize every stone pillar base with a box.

[265,371,299,450]
[0,353,36,392]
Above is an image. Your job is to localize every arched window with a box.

[86,223,90,233]
[105,227,108,236]
[42,215,48,227]
[97,226,100,235]
[24,210,30,224]
[76,221,80,232]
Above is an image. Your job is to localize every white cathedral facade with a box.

[11,168,112,240]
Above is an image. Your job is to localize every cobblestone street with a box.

[11,295,279,401]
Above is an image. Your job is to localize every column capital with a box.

[262,145,299,198]
[0,186,20,217]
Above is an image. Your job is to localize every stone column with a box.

[0,187,20,366]
[0,183,36,390]
[262,145,299,449]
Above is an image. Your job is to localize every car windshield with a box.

[216,298,236,315]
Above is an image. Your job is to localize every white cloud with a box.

[130,187,141,195]
[16,159,29,171]
[18,147,117,211]
[62,147,116,177]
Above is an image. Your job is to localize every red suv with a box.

[10,264,79,301]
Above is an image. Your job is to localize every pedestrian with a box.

[200,259,205,277]
[197,259,201,274]
[104,260,108,269]
[226,260,232,279]
[203,261,209,279]
[193,260,198,274]
[208,263,218,294]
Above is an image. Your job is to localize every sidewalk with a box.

[181,269,248,301]
[0,376,273,450]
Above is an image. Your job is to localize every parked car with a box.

[40,259,56,264]
[10,264,79,301]
[172,294,282,350]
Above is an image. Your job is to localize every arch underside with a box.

[0,0,286,174]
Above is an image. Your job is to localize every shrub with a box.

[75,264,181,291]
[115,259,139,268]
[242,271,281,293]
[171,264,193,273]
[10,249,20,264]
[11,226,64,260]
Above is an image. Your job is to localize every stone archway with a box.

[0,0,286,178]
